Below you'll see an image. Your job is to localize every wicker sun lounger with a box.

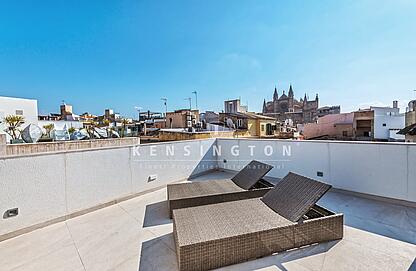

[167,160,274,218]
[173,172,344,271]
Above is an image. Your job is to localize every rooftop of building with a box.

[1,137,416,270]
[0,170,414,271]
[221,111,277,120]
[398,123,416,135]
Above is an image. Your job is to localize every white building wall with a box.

[1,138,415,240]
[372,107,405,140]
[0,139,217,237]
[0,96,38,141]
[217,138,416,203]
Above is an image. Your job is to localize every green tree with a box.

[2,115,25,140]
[43,123,55,137]
[85,121,97,138]
[121,118,130,137]
[68,127,76,135]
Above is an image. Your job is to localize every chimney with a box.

[393,100,398,109]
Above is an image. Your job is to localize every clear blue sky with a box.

[0,0,415,117]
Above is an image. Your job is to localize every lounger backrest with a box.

[261,172,331,222]
[231,160,273,190]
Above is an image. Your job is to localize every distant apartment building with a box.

[38,102,83,130]
[398,100,416,142]
[98,108,121,125]
[371,103,404,141]
[303,113,354,140]
[200,111,219,124]
[59,103,80,121]
[166,109,200,129]
[0,96,39,142]
[219,112,278,137]
[139,111,164,122]
[405,100,416,126]
[139,111,165,130]
[352,109,374,139]
[317,106,341,118]
[79,112,97,122]
[224,99,247,114]
[303,101,404,141]
[353,104,404,141]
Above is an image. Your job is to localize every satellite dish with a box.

[52,129,70,141]
[226,119,235,129]
[22,124,43,143]
[94,127,108,139]
[109,129,120,138]
[70,129,90,140]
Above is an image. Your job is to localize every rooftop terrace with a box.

[0,171,415,271]
[1,138,416,270]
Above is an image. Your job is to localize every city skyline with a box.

[1,1,416,117]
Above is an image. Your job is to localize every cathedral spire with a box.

[273,86,278,101]
[304,93,307,104]
[315,93,319,101]
[288,84,294,97]
[262,99,267,113]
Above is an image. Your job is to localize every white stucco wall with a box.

[0,139,217,237]
[217,138,416,203]
[372,107,405,140]
[0,96,38,142]
[1,137,414,239]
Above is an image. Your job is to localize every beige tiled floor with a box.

[0,171,415,271]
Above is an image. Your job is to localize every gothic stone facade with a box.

[262,85,319,124]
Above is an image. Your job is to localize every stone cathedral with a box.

[262,85,319,124]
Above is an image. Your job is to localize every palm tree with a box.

[68,127,76,135]
[102,119,111,137]
[85,121,98,138]
[43,123,55,138]
[2,115,25,140]
[121,118,130,137]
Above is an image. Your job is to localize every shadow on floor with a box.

[139,232,339,271]
[138,233,178,271]
[143,200,171,228]
[320,191,416,245]
[217,240,339,271]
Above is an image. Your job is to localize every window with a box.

[15,110,23,116]
[382,123,386,127]
[237,119,243,127]
[342,131,348,137]
[261,125,265,131]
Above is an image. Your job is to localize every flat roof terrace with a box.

[0,171,414,271]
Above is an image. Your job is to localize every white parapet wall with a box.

[1,137,415,241]
[0,138,217,240]
[216,138,416,203]
[0,134,5,156]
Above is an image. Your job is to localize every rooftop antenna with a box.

[192,91,198,110]
[161,97,168,127]
[161,97,168,112]
[134,106,142,121]
[184,97,192,110]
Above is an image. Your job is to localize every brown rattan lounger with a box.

[173,172,343,271]
[167,160,274,217]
